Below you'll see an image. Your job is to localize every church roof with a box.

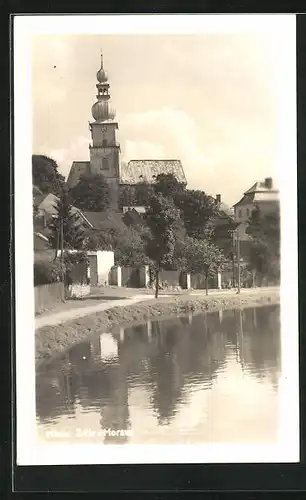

[66,161,90,189]
[66,159,187,188]
[120,160,187,185]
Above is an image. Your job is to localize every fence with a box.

[158,269,181,287]
[191,273,218,290]
[121,266,140,288]
[35,282,65,314]
[108,267,190,289]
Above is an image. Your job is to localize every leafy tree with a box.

[246,207,280,284]
[154,173,185,199]
[70,173,110,212]
[126,173,219,240]
[135,182,154,206]
[34,259,65,285]
[119,185,136,209]
[32,155,65,196]
[48,187,86,257]
[247,207,280,251]
[145,194,181,298]
[174,189,219,240]
[84,224,150,267]
[84,228,117,251]
[115,227,150,267]
[177,237,226,295]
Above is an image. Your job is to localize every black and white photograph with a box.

[14,14,299,465]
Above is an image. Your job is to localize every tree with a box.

[70,173,110,212]
[246,207,280,284]
[154,173,185,199]
[135,182,154,206]
[126,173,219,240]
[83,228,117,251]
[119,185,136,209]
[174,189,220,240]
[48,187,86,257]
[115,227,150,267]
[177,237,226,295]
[84,224,150,267]
[32,155,65,196]
[145,194,181,298]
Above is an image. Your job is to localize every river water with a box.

[36,304,281,445]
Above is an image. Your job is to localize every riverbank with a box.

[36,287,280,365]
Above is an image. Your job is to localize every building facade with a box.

[233,177,279,223]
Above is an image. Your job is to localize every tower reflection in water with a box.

[36,305,281,444]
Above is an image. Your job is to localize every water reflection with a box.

[36,305,281,444]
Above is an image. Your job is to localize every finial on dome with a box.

[96,50,108,83]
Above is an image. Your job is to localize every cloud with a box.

[122,140,165,160]
[34,135,89,179]
[120,106,212,188]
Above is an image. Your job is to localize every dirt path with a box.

[35,295,155,329]
[35,287,279,329]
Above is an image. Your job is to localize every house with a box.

[33,185,42,196]
[33,192,84,227]
[122,208,145,227]
[233,177,279,223]
[232,177,279,249]
[33,231,54,263]
[33,192,59,219]
[79,210,129,234]
[34,232,52,251]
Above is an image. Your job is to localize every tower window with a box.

[101,158,109,170]
[102,139,107,147]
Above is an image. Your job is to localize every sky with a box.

[32,32,282,206]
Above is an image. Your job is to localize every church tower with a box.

[89,52,120,210]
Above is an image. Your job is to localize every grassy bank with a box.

[35,289,280,366]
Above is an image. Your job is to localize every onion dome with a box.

[91,100,116,122]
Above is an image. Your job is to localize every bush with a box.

[34,260,65,286]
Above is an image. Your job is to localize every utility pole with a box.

[229,229,235,288]
[60,216,64,284]
[232,250,235,288]
[236,229,241,294]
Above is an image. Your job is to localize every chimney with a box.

[216,194,221,203]
[265,177,273,189]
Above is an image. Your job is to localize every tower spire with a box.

[92,52,116,122]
